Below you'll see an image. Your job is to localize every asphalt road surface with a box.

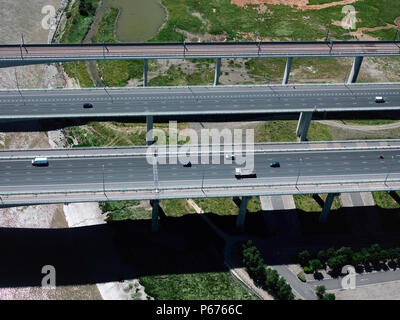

[0,84,399,119]
[1,41,399,61]
[1,148,400,194]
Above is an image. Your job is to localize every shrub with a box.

[303,266,313,274]
[297,273,306,282]
[323,293,336,300]
[316,285,326,299]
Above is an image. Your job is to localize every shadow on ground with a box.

[0,204,399,288]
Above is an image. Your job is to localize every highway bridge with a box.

[1,140,400,230]
[2,83,399,141]
[1,41,399,84]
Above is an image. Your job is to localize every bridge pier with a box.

[236,196,250,230]
[319,193,340,223]
[143,59,148,87]
[146,115,154,146]
[151,199,160,232]
[282,57,293,85]
[347,56,364,84]
[296,112,313,141]
[214,58,221,86]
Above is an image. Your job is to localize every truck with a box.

[235,167,256,179]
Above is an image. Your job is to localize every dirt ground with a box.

[231,0,359,10]
[0,0,102,300]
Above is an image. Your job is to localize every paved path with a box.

[308,268,400,291]
[319,120,400,132]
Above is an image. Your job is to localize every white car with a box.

[225,154,235,160]
[375,96,385,103]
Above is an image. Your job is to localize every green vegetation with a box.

[148,63,215,86]
[294,194,341,213]
[297,272,306,282]
[372,191,400,209]
[91,7,145,87]
[245,58,286,83]
[160,199,197,217]
[242,240,294,300]
[100,201,151,221]
[255,120,332,143]
[194,198,238,215]
[61,0,99,43]
[140,272,256,300]
[341,120,398,126]
[316,285,326,299]
[298,244,400,275]
[247,197,262,213]
[60,0,99,86]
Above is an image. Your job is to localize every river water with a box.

[102,0,166,42]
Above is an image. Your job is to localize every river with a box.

[102,0,166,42]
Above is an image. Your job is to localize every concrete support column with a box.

[347,56,363,84]
[143,59,148,87]
[296,112,313,142]
[214,58,221,86]
[319,193,339,223]
[151,199,160,232]
[236,196,250,230]
[282,57,293,85]
[146,115,154,146]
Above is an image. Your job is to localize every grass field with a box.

[255,120,332,143]
[60,0,99,87]
[372,191,400,209]
[140,272,256,300]
[294,194,341,212]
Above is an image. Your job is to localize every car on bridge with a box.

[375,96,385,103]
[32,157,49,166]
[269,161,280,168]
[83,103,93,108]
[235,167,256,179]
[183,161,192,167]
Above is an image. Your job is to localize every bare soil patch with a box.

[231,0,359,10]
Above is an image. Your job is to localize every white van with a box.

[32,157,49,166]
[235,167,256,179]
[375,96,385,103]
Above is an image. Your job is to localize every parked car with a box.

[83,103,93,108]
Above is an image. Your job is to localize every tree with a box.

[316,285,326,299]
[352,252,364,266]
[309,259,323,273]
[323,293,336,300]
[317,250,326,264]
[298,250,311,267]
[336,247,353,265]
[327,255,346,273]
[276,278,294,300]
[326,247,336,259]
[265,268,279,292]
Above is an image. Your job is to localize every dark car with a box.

[83,103,93,109]
[183,161,192,167]
[269,161,280,168]
[379,155,384,159]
